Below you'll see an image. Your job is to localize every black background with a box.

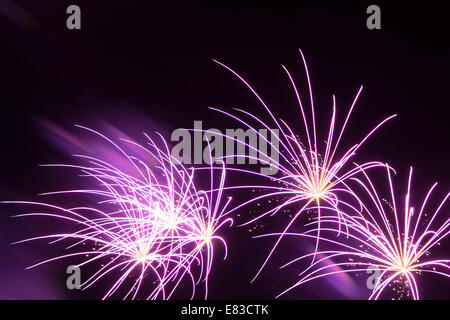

[0,1,449,300]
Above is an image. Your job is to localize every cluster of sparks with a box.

[5,50,449,300]
[6,126,232,299]
[260,166,450,299]
[212,50,449,298]
[212,50,395,280]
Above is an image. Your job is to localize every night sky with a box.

[0,1,449,299]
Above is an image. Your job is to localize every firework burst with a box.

[265,165,450,299]
[212,50,395,280]
[4,126,232,299]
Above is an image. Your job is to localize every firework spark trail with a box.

[4,125,233,299]
[211,50,396,281]
[259,165,450,299]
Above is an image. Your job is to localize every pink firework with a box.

[5,126,232,299]
[267,165,450,299]
[212,50,395,280]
